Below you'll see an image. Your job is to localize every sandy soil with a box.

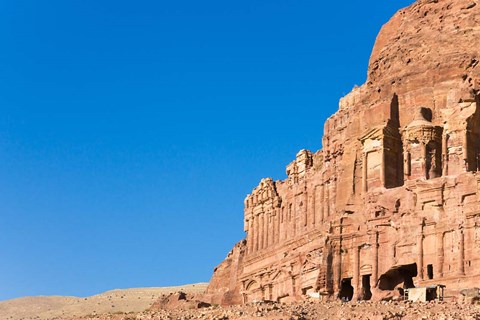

[0,283,208,320]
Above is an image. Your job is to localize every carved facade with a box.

[205,0,480,305]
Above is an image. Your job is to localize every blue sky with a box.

[0,0,414,300]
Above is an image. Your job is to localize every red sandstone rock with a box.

[206,0,480,305]
[148,291,211,311]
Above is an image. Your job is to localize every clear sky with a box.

[0,0,415,301]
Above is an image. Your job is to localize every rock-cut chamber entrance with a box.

[361,274,372,300]
[338,278,354,301]
[377,263,417,291]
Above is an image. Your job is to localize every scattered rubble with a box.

[71,297,480,320]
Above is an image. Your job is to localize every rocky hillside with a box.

[0,283,207,320]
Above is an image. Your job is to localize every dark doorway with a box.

[361,274,372,300]
[378,263,417,290]
[339,278,354,302]
[427,264,434,280]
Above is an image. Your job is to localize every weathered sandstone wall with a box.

[206,0,480,305]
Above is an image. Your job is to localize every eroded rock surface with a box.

[206,0,480,305]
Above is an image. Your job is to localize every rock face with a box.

[206,0,480,305]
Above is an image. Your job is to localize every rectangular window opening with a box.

[427,264,434,279]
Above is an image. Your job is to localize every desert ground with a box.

[3,284,480,320]
[0,283,207,320]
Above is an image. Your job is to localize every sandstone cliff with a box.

[206,0,480,305]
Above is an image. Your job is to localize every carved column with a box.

[292,202,296,238]
[442,133,448,176]
[264,212,269,249]
[319,184,324,222]
[267,211,271,246]
[421,142,427,179]
[362,153,368,193]
[353,245,360,298]
[247,218,253,254]
[266,212,271,247]
[380,148,386,187]
[264,212,268,249]
[463,131,469,172]
[279,208,284,243]
[286,203,290,240]
[324,182,330,217]
[284,206,289,240]
[312,188,316,227]
[276,208,282,243]
[272,208,280,245]
[418,230,424,280]
[257,215,261,250]
[263,212,270,249]
[252,214,256,251]
[267,212,272,246]
[336,246,342,293]
[333,244,342,294]
[404,150,411,180]
[330,177,337,214]
[271,212,276,246]
[458,228,465,276]
[436,231,444,277]
[257,215,262,252]
[259,214,265,250]
[304,190,308,228]
[372,231,379,287]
